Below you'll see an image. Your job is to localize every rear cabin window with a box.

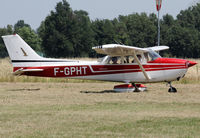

[108,56,121,64]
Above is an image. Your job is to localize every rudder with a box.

[1,34,43,61]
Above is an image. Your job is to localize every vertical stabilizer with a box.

[2,34,43,61]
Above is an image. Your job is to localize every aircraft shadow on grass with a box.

[80,90,147,94]
[80,90,117,94]
[8,88,40,92]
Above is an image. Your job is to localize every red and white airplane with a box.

[2,34,197,92]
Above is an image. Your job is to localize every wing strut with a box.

[133,51,151,80]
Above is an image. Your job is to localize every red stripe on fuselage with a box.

[13,58,188,77]
[13,63,187,78]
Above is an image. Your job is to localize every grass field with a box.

[1,82,200,137]
[0,58,200,137]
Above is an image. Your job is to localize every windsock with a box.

[156,0,162,11]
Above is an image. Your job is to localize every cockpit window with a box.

[148,50,161,61]
[97,56,111,63]
[97,56,106,63]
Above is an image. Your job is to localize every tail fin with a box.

[1,34,43,61]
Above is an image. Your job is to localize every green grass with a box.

[95,117,200,137]
[1,82,200,137]
[1,102,200,137]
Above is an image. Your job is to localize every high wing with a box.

[93,44,169,81]
[145,46,169,51]
[92,44,147,56]
[92,44,169,56]
[13,68,44,76]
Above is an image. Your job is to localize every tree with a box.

[113,18,131,45]
[38,0,94,58]
[72,10,94,57]
[14,20,31,31]
[125,13,157,47]
[16,27,42,52]
[0,25,14,58]
[160,14,175,46]
[165,24,200,58]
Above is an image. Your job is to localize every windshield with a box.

[97,56,110,63]
[148,50,161,61]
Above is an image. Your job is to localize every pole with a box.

[157,10,160,46]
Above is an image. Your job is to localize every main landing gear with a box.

[113,83,147,92]
[168,82,177,93]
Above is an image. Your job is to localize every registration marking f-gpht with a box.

[54,66,87,76]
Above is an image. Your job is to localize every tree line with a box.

[1,0,200,58]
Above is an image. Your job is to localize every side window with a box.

[131,54,147,64]
[124,56,130,64]
[111,57,118,64]
[131,54,142,63]
[108,56,121,64]
[123,56,137,64]
[107,54,152,64]
[136,54,142,62]
[129,56,135,63]
[144,53,152,62]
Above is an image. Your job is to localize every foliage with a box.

[16,27,42,52]
[14,20,31,31]
[165,24,200,58]
[38,0,94,58]
[0,20,42,58]
[2,1,200,58]
[0,25,13,58]
[125,13,157,47]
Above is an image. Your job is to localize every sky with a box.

[0,0,199,30]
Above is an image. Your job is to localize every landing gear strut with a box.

[168,82,177,93]
[132,83,140,92]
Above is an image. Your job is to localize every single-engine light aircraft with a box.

[2,34,197,92]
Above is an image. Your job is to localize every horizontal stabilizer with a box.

[13,68,44,76]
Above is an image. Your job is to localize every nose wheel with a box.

[168,82,177,93]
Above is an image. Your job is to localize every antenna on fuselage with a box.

[114,39,124,45]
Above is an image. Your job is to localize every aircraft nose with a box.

[186,60,197,68]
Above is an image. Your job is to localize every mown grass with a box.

[0,82,200,137]
[178,59,200,84]
[95,117,200,137]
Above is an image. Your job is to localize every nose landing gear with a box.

[168,82,177,93]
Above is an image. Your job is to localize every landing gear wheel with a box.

[132,83,139,92]
[132,83,147,92]
[168,82,177,93]
[134,87,140,92]
[168,87,177,93]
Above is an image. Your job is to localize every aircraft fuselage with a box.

[12,57,195,83]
